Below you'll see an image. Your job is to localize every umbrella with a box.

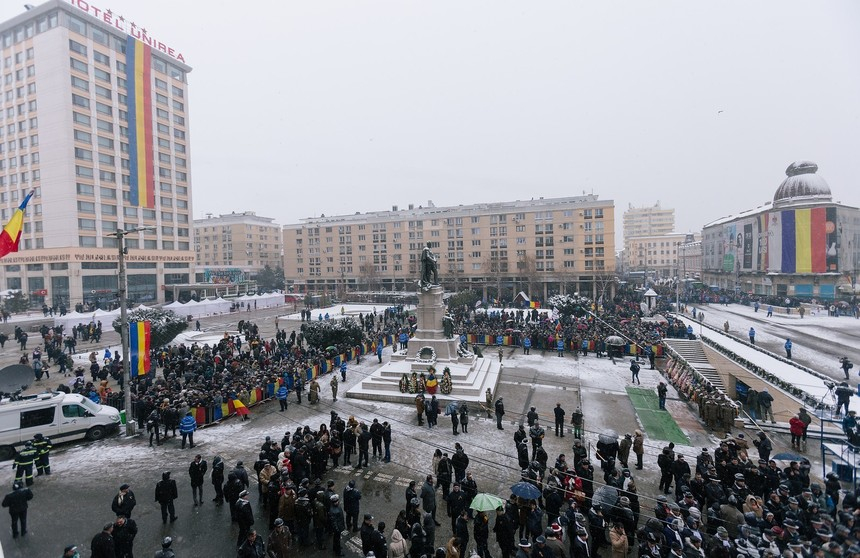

[598,430,618,444]
[772,452,802,461]
[592,485,618,510]
[510,482,541,500]
[605,336,625,346]
[326,346,337,352]
[470,493,505,512]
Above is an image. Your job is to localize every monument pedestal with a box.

[347,285,501,404]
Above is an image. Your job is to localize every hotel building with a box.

[0,0,193,309]
[282,195,616,302]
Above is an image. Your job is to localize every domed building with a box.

[700,162,860,302]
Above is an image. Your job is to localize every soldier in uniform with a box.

[13,442,37,486]
[32,433,52,476]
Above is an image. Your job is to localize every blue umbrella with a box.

[772,452,802,461]
[510,481,541,500]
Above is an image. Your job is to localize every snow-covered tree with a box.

[302,318,364,349]
[547,293,592,317]
[112,307,188,348]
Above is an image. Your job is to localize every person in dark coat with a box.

[344,480,362,532]
[454,509,470,556]
[90,522,116,558]
[329,494,347,556]
[553,403,566,437]
[421,475,440,525]
[155,471,179,524]
[111,484,137,518]
[2,481,33,538]
[360,514,376,555]
[237,528,267,557]
[495,397,506,430]
[113,515,138,558]
[447,483,467,533]
[357,425,371,468]
[236,490,255,548]
[493,505,516,558]
[211,456,225,504]
[189,454,208,506]
[372,521,389,558]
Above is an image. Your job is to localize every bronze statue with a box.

[420,241,438,287]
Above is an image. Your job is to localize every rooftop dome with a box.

[773,161,832,204]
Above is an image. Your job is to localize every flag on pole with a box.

[231,396,250,417]
[0,190,34,259]
[129,321,151,377]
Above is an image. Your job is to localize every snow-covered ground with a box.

[687,303,860,381]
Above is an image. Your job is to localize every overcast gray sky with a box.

[6,1,860,242]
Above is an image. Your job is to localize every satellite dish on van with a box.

[0,364,33,396]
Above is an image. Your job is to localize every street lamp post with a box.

[107,225,154,436]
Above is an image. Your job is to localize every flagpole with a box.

[108,225,154,436]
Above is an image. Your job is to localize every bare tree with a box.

[359,262,381,291]
[516,253,542,302]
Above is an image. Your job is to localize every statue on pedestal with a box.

[419,242,438,289]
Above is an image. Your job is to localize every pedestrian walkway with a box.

[626,386,690,445]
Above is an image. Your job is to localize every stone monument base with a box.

[346,285,502,404]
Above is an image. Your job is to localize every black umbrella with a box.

[510,482,541,500]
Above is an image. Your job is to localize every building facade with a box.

[622,201,676,273]
[282,195,616,303]
[625,232,694,282]
[0,1,193,309]
[194,211,283,282]
[701,161,860,300]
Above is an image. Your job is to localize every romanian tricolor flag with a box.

[232,397,250,417]
[529,301,541,309]
[125,36,155,208]
[129,321,151,377]
[0,190,33,259]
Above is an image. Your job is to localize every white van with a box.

[0,392,122,460]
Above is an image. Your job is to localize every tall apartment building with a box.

[623,202,675,274]
[194,211,283,282]
[0,1,193,309]
[282,195,616,302]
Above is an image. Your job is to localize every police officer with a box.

[13,442,37,486]
[1,481,33,538]
[32,433,52,476]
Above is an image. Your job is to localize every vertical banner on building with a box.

[825,207,839,271]
[743,223,753,269]
[125,36,155,208]
[756,213,767,272]
[781,210,797,273]
[129,321,151,377]
[768,212,782,272]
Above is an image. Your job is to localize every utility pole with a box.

[107,225,154,436]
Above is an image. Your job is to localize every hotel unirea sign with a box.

[67,0,187,63]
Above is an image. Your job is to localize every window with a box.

[21,407,55,428]
[69,39,87,55]
[72,94,89,108]
[91,26,108,46]
[97,136,113,149]
[173,100,184,112]
[124,207,138,218]
[154,78,167,90]
[98,153,114,165]
[71,76,88,91]
[94,68,110,83]
[70,58,88,73]
[93,51,110,66]
[75,166,93,178]
[62,405,90,418]
[96,120,113,133]
[74,130,91,143]
[172,85,183,98]
[156,108,169,119]
[95,102,112,116]
[78,218,96,230]
[77,201,95,213]
[76,183,94,195]
[79,236,97,247]
[101,204,117,216]
[74,147,92,161]
[95,85,112,99]
[156,93,168,105]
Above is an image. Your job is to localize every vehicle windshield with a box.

[79,397,101,414]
